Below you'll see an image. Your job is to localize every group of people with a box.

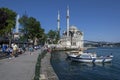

[2,43,18,59]
[1,43,45,59]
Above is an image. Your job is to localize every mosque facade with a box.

[57,6,84,49]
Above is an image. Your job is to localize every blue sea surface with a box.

[51,47,120,80]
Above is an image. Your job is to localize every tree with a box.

[0,7,16,36]
[19,15,45,45]
[19,15,29,42]
[27,17,45,45]
[47,30,58,44]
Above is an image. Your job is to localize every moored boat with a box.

[66,51,113,63]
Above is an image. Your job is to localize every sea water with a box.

[51,47,120,80]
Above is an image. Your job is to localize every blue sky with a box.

[0,0,120,42]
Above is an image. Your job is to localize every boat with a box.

[66,51,113,63]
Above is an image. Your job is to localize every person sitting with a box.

[6,47,13,59]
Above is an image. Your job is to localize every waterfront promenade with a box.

[0,49,41,80]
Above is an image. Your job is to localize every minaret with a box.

[14,14,20,40]
[57,11,60,36]
[67,6,70,37]
[15,14,20,33]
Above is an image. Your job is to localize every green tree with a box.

[0,7,16,36]
[47,30,58,44]
[19,15,45,45]
[40,33,48,45]
[19,15,29,42]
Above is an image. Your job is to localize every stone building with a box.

[57,6,84,49]
[60,25,84,49]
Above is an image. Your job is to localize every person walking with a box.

[11,43,18,58]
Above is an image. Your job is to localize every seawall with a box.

[40,52,59,80]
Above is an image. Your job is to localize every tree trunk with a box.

[9,38,11,47]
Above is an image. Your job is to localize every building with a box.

[57,6,84,49]
[60,25,84,49]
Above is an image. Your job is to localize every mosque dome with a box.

[69,25,78,31]
[69,25,83,35]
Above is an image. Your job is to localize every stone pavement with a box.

[0,49,41,80]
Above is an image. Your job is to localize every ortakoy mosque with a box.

[57,7,84,49]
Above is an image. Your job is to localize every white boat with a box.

[66,51,113,63]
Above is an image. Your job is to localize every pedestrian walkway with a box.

[0,49,41,80]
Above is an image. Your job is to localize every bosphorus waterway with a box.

[51,47,120,80]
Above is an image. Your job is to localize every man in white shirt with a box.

[11,43,18,58]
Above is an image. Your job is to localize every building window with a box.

[73,42,76,46]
